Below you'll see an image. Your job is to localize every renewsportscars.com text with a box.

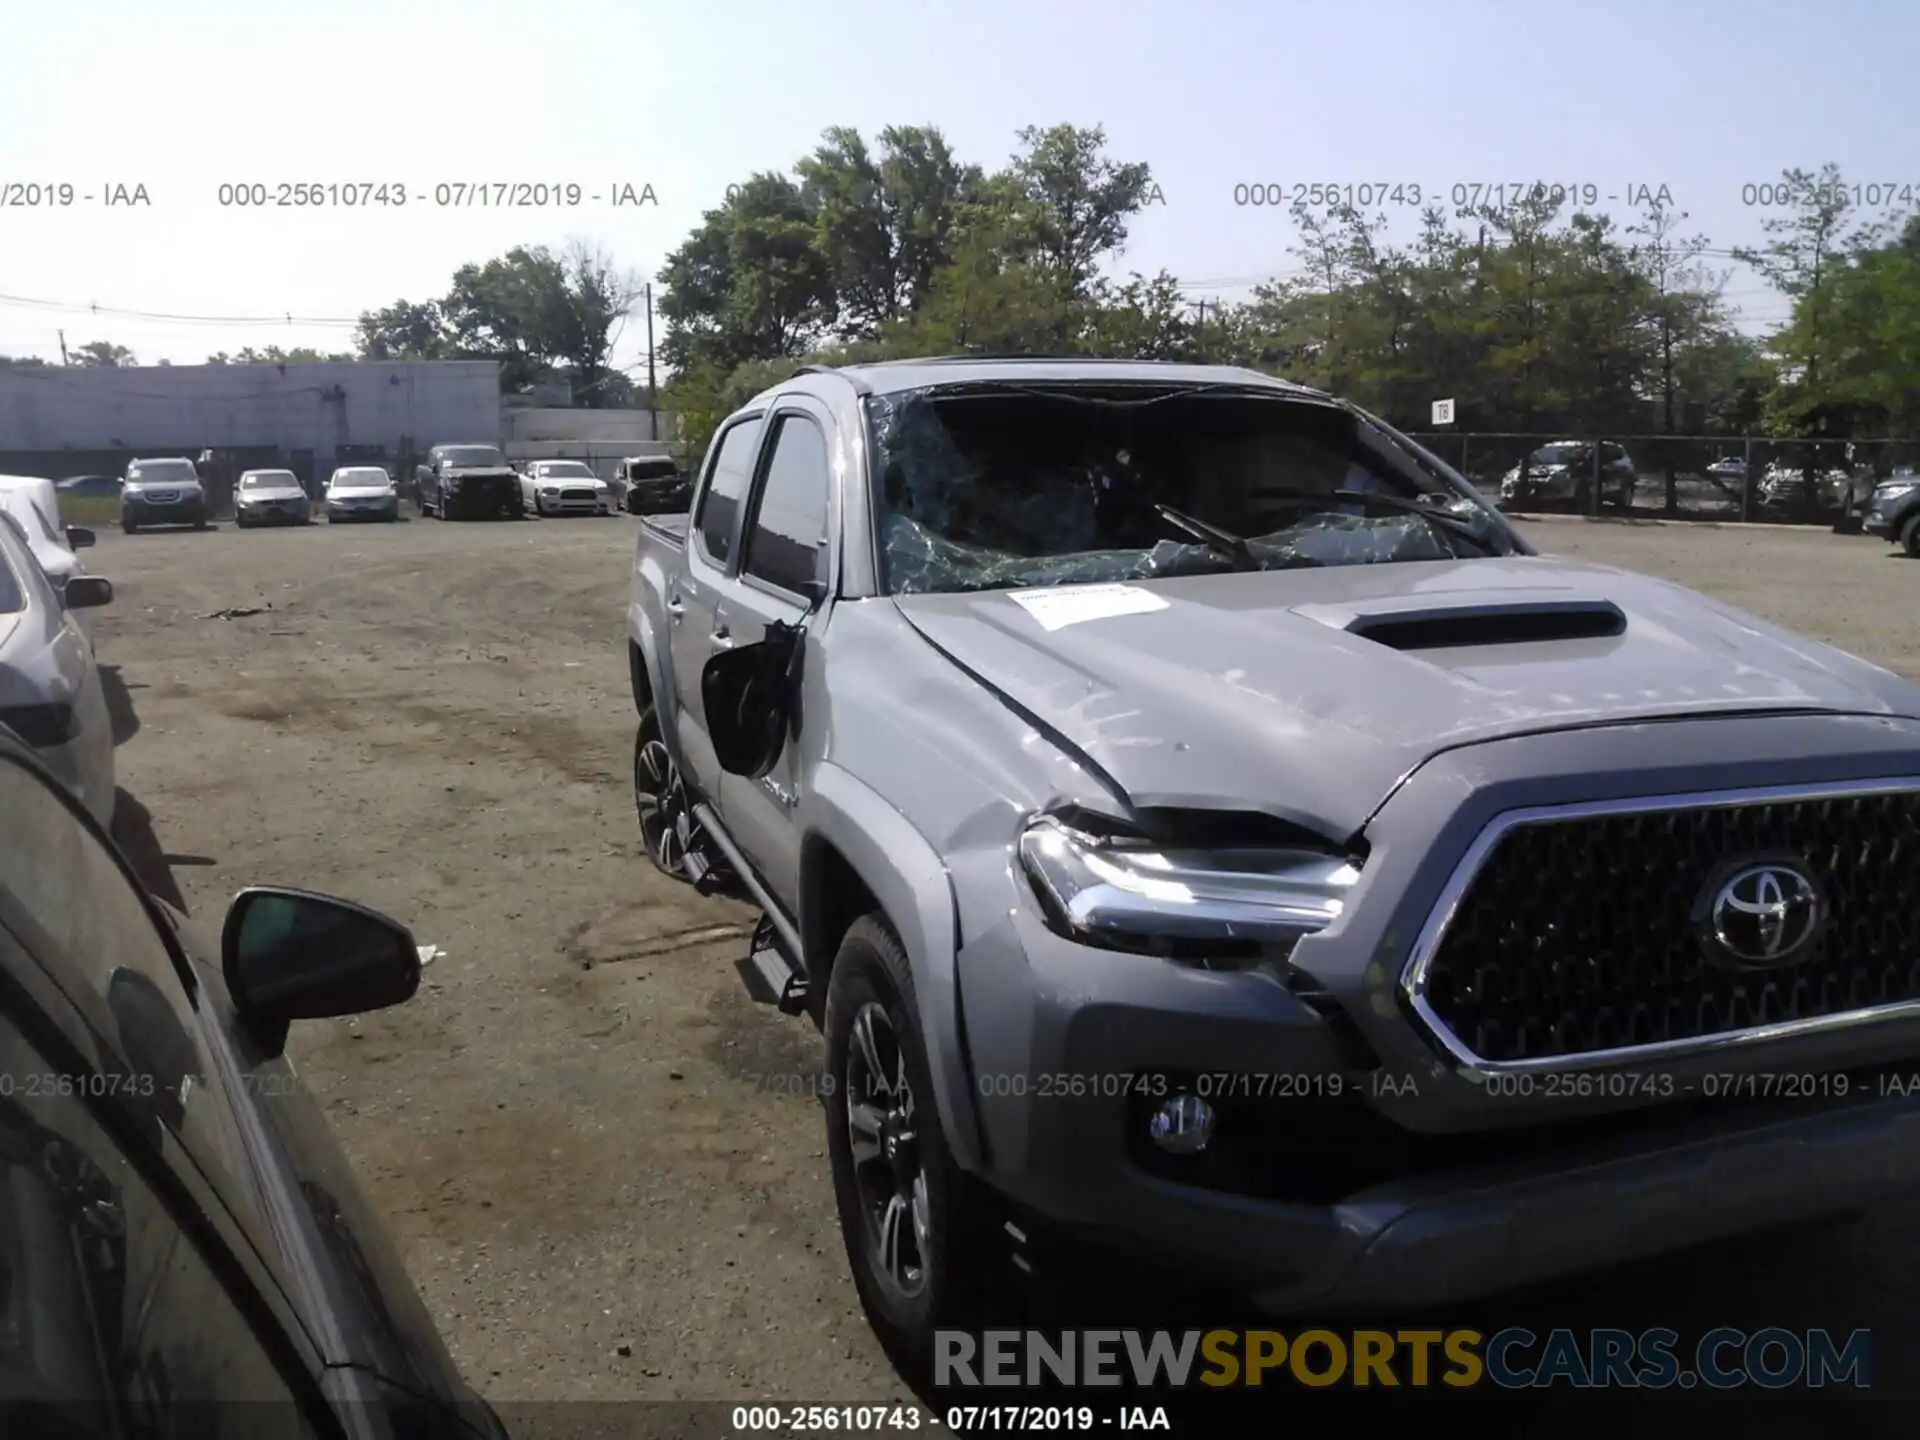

[934,1327,1871,1390]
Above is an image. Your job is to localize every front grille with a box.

[144,490,179,503]
[560,488,595,501]
[1409,788,1920,1064]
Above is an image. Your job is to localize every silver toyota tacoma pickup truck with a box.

[626,356,1920,1363]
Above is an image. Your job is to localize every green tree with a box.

[1734,165,1864,436]
[1005,124,1155,296]
[657,174,835,374]
[71,340,135,367]
[355,300,454,360]
[796,125,981,340]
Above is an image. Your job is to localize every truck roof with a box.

[774,356,1328,402]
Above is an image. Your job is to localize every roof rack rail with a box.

[795,362,871,396]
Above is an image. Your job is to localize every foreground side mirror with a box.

[66,526,96,549]
[65,577,113,609]
[703,621,805,778]
[221,888,420,1050]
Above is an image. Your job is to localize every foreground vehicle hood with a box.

[891,556,1920,838]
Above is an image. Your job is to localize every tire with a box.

[121,520,137,535]
[825,915,997,1372]
[1901,514,1920,559]
[632,706,696,881]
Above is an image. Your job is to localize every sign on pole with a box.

[1431,398,1456,426]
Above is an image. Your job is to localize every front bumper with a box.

[953,712,1920,1310]
[441,479,522,517]
[1865,494,1917,534]
[237,503,310,524]
[327,500,399,521]
[534,492,603,515]
[122,495,207,525]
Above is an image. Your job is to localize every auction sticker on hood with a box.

[1005,583,1170,631]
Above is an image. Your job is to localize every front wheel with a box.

[1900,514,1920,558]
[825,915,998,1371]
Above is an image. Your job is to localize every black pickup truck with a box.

[414,443,524,520]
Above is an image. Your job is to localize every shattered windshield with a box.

[866,383,1518,596]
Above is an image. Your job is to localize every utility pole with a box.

[644,283,658,444]
[57,330,69,365]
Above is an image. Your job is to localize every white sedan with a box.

[519,460,614,516]
[0,510,116,827]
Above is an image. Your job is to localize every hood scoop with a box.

[1292,596,1627,651]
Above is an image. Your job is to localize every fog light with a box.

[1147,1094,1214,1154]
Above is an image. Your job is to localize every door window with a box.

[0,1001,330,1436]
[0,757,259,1222]
[694,419,764,565]
[742,416,831,596]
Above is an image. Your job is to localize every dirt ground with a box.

[82,510,1920,1435]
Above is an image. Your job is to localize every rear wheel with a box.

[632,706,695,881]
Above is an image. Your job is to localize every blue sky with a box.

[0,0,1910,374]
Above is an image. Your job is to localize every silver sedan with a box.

[234,470,314,527]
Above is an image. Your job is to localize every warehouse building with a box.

[0,359,503,494]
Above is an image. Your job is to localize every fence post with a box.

[1740,436,1753,524]
[1459,434,1471,485]
[1591,439,1602,516]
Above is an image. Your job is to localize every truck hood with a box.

[889,555,1920,838]
[443,466,516,478]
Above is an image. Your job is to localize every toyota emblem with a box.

[1695,859,1826,969]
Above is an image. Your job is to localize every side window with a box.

[0,759,258,1219]
[0,1004,328,1436]
[743,416,831,596]
[694,418,763,565]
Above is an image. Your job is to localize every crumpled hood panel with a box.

[891,555,1920,837]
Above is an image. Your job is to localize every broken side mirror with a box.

[704,620,804,778]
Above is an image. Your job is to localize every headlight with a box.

[1017,812,1361,964]
[1876,481,1917,499]
[541,487,560,497]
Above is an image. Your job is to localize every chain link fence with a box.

[1406,434,1920,524]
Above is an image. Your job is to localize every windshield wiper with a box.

[1153,505,1261,569]
[1328,490,1504,554]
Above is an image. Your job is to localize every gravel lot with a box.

[82,511,1920,1436]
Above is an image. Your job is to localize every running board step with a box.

[736,915,809,1015]
[683,846,739,897]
